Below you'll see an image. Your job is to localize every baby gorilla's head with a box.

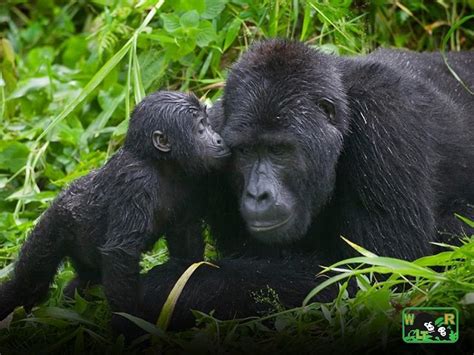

[125,91,230,174]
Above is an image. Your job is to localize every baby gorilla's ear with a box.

[152,130,171,152]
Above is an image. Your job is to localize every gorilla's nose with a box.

[246,188,272,207]
[242,181,292,234]
[243,184,275,215]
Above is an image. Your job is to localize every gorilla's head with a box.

[221,39,350,244]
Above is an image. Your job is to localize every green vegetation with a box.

[0,0,473,353]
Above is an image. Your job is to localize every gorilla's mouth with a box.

[212,147,231,158]
[247,214,293,233]
[214,151,231,158]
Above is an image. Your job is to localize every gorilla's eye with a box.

[269,145,286,156]
[236,146,251,155]
[319,99,336,124]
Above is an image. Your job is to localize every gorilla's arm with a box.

[334,60,442,259]
[139,258,335,329]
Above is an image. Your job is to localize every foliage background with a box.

[0,0,473,353]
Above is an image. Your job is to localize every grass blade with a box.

[157,261,219,330]
[340,236,378,257]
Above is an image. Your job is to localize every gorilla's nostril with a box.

[257,191,270,203]
[246,191,256,199]
[216,138,222,145]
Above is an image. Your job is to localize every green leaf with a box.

[26,46,55,72]
[0,141,29,172]
[0,263,13,279]
[115,312,166,337]
[8,77,51,99]
[161,13,181,33]
[180,11,200,29]
[142,31,177,44]
[340,236,378,257]
[175,0,205,12]
[455,214,474,228]
[196,21,217,47]
[202,0,227,19]
[320,304,332,323]
[16,191,57,204]
[366,288,391,311]
[113,118,129,137]
[322,256,444,279]
[34,307,96,326]
[62,36,88,68]
[223,18,241,51]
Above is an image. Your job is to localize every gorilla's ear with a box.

[319,99,336,124]
[152,130,171,152]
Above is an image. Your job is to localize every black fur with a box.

[0,91,229,333]
[140,257,330,329]
[141,40,474,328]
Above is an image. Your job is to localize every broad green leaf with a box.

[175,0,205,12]
[62,36,88,68]
[0,141,29,172]
[202,0,227,19]
[180,11,200,29]
[161,13,181,33]
[196,21,217,47]
[8,77,51,99]
[26,46,55,72]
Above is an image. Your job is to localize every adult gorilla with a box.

[140,39,474,328]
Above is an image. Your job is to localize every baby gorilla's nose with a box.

[212,132,231,158]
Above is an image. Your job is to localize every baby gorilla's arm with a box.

[98,178,157,337]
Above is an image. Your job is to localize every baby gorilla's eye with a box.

[197,118,206,135]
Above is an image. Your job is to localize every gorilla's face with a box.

[221,40,349,244]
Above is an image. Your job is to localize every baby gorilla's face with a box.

[193,111,231,169]
[144,91,230,174]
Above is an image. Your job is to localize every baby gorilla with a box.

[0,91,230,331]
